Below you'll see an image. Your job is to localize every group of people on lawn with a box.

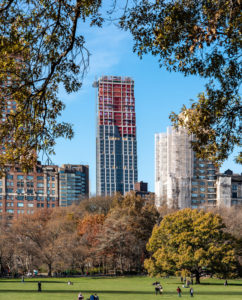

[78,292,99,300]
[154,280,194,297]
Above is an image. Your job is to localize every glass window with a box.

[6,209,14,213]
[17,175,24,180]
[27,175,33,180]
[37,176,43,180]
[17,203,24,207]
[7,174,13,180]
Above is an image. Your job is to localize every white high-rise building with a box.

[155,127,217,209]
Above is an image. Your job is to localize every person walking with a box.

[177,286,182,297]
[190,287,194,297]
[155,284,160,295]
[94,293,99,300]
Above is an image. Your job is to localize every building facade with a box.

[0,163,89,218]
[94,76,138,196]
[0,162,59,219]
[216,170,242,207]
[155,127,217,208]
[58,164,89,207]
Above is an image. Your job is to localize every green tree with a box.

[0,0,104,172]
[120,0,241,165]
[144,208,238,283]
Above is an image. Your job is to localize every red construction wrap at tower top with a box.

[98,76,136,138]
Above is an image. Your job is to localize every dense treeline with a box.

[0,193,159,276]
[0,194,241,281]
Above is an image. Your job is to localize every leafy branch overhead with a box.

[120,0,241,165]
[0,0,103,171]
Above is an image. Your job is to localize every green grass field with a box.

[0,276,241,300]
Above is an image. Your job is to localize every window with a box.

[27,175,33,180]
[200,188,205,192]
[37,182,44,188]
[28,203,34,207]
[6,209,14,213]
[17,189,24,194]
[0,202,2,206]
[232,192,237,198]
[17,203,24,207]
[7,202,13,207]
[17,196,24,200]
[6,188,13,193]
[37,176,43,180]
[6,174,13,180]
[232,184,237,191]
[17,175,24,180]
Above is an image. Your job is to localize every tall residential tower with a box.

[155,127,217,209]
[94,76,138,196]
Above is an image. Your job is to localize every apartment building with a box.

[94,76,138,196]
[59,164,89,207]
[155,127,218,208]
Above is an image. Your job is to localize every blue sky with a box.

[49,24,241,195]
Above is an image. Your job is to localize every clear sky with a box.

[48,24,241,195]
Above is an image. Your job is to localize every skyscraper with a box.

[94,76,138,196]
[155,127,218,209]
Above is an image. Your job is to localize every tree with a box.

[144,208,238,283]
[0,0,103,172]
[97,193,159,274]
[120,0,241,165]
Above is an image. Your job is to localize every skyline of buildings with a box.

[94,76,138,196]
[0,72,241,218]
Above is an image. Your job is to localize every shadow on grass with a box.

[200,282,242,286]
[0,290,242,296]
[0,280,67,283]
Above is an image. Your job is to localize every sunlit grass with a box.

[0,276,241,300]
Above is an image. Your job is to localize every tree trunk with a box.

[195,270,200,284]
[48,263,52,277]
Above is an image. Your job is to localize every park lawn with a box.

[0,276,241,300]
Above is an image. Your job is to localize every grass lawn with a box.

[0,276,241,300]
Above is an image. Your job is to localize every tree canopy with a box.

[120,0,241,165]
[144,208,238,283]
[0,0,103,172]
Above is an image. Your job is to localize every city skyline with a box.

[48,24,240,195]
